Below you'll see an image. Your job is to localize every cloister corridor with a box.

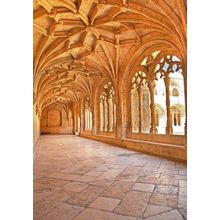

[34,135,187,220]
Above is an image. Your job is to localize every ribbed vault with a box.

[33,0,186,116]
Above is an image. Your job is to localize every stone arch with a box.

[83,96,92,131]
[120,43,183,136]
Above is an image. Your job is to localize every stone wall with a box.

[33,108,40,144]
[40,107,73,134]
[80,132,186,161]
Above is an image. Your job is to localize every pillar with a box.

[99,101,103,132]
[103,100,106,131]
[74,104,78,133]
[91,103,96,135]
[183,72,187,136]
[107,98,110,131]
[60,110,62,126]
[71,104,75,134]
[148,81,157,134]
[164,75,173,134]
[113,102,116,132]
[115,91,122,139]
[137,86,142,133]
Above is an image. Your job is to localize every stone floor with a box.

[34,135,187,220]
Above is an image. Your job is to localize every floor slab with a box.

[34,135,187,219]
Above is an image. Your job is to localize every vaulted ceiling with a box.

[33,0,186,114]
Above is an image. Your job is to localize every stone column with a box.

[75,105,78,133]
[60,110,62,126]
[112,101,115,132]
[99,102,102,132]
[84,107,86,130]
[79,103,82,133]
[87,109,89,130]
[118,88,127,139]
[164,75,173,134]
[81,103,85,131]
[71,104,75,134]
[91,99,96,135]
[137,86,142,133]
[183,73,187,136]
[72,115,75,134]
[115,94,122,139]
[103,100,106,131]
[148,81,157,134]
[107,98,110,132]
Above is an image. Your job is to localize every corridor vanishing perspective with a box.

[34,135,187,220]
[33,0,187,161]
[33,0,187,219]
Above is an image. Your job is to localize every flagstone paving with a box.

[34,135,187,220]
